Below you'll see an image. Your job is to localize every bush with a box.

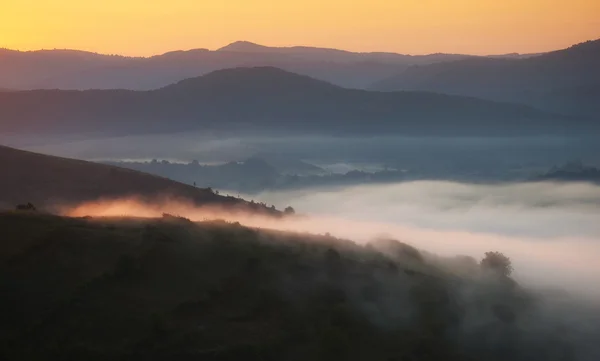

[15,202,36,211]
[480,251,513,277]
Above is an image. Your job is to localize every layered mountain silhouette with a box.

[0,67,579,137]
[0,41,518,90]
[0,48,133,89]
[218,41,475,63]
[372,39,600,117]
[0,145,279,214]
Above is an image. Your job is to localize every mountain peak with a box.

[217,41,269,52]
[162,66,340,92]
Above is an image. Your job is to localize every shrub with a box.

[15,202,36,211]
[480,251,513,277]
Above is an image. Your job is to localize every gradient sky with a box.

[1,0,599,56]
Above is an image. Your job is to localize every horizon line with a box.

[2,37,598,59]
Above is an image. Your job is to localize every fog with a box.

[250,181,600,298]
[4,133,600,168]
[65,180,600,300]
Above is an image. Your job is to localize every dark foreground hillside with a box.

[0,145,278,215]
[1,212,596,361]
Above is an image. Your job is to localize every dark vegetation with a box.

[533,161,600,184]
[0,67,577,138]
[481,251,514,277]
[0,211,595,360]
[0,145,279,215]
[15,202,37,212]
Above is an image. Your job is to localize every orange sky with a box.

[1,0,599,56]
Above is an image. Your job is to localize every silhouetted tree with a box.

[284,206,295,215]
[16,202,36,211]
[481,251,513,277]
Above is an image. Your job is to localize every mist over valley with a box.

[1,32,600,360]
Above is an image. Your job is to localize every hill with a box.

[0,67,579,137]
[0,41,489,90]
[0,145,279,214]
[0,48,134,89]
[0,211,595,360]
[540,83,600,117]
[371,39,600,117]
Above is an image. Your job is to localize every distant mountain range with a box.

[0,145,280,214]
[0,41,538,91]
[372,39,600,117]
[0,67,579,137]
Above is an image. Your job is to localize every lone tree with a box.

[284,206,295,215]
[481,251,513,277]
[16,202,36,211]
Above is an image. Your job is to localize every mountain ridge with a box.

[0,39,556,91]
[371,39,600,117]
[0,66,581,138]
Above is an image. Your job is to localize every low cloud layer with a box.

[65,181,600,299]
[253,181,600,297]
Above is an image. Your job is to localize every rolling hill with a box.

[0,67,579,137]
[0,211,593,360]
[0,41,505,91]
[371,39,600,117]
[0,145,279,214]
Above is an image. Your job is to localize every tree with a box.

[480,251,513,277]
[16,202,36,211]
[284,206,295,215]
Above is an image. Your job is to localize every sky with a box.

[1,0,599,56]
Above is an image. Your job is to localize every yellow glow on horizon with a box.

[1,0,599,56]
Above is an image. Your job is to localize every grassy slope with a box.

[0,145,277,215]
[0,211,576,361]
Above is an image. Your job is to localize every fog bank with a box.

[64,181,600,300]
